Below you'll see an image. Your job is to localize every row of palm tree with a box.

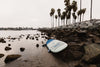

[50,0,86,28]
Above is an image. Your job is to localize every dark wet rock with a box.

[36,44,39,48]
[89,65,97,67]
[20,47,25,52]
[8,44,11,46]
[4,54,21,63]
[0,38,6,43]
[32,37,34,40]
[53,45,85,61]
[41,36,44,38]
[45,36,48,39]
[24,60,28,62]
[0,54,4,58]
[35,37,38,39]
[97,64,100,67]
[95,39,100,44]
[36,38,39,41]
[75,64,83,67]
[26,34,30,39]
[5,46,12,51]
[41,33,45,35]
[91,39,95,43]
[42,44,46,47]
[83,54,100,64]
[82,44,100,64]
[11,38,16,40]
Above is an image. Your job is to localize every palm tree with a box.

[72,13,77,23]
[67,5,73,25]
[62,11,66,26]
[55,15,58,27]
[77,10,82,22]
[80,0,82,22]
[82,8,86,21]
[72,0,77,23]
[64,0,70,25]
[57,8,61,27]
[50,12,53,27]
[50,8,55,28]
[72,1,77,12]
[61,15,63,26]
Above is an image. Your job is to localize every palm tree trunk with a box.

[51,17,52,28]
[66,17,67,26]
[80,0,82,22]
[83,14,84,21]
[52,15,54,28]
[58,17,60,27]
[55,19,57,27]
[90,0,93,20]
[63,19,65,26]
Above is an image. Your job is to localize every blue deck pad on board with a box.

[46,39,54,45]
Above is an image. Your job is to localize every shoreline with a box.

[38,19,100,67]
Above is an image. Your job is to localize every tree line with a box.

[50,0,86,28]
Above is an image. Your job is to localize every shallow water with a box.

[0,30,76,67]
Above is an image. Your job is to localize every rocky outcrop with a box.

[4,54,21,63]
[82,44,100,64]
[38,19,100,67]
[53,45,85,61]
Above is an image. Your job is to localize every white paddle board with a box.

[46,39,68,53]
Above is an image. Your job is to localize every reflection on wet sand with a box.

[0,30,72,67]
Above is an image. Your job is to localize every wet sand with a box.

[0,30,77,67]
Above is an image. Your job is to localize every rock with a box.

[97,64,100,67]
[36,44,39,48]
[4,54,21,63]
[54,45,85,61]
[95,40,100,44]
[20,47,25,52]
[26,34,30,39]
[24,60,28,62]
[82,44,100,64]
[42,44,46,47]
[75,64,83,67]
[36,38,39,41]
[8,44,11,46]
[89,65,97,67]
[0,54,4,58]
[5,46,12,51]
[0,38,6,43]
[32,37,34,40]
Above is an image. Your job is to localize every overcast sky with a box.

[0,0,99,28]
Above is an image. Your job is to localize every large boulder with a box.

[0,54,4,58]
[0,38,6,43]
[4,54,21,63]
[5,46,12,51]
[82,44,100,64]
[53,45,85,61]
